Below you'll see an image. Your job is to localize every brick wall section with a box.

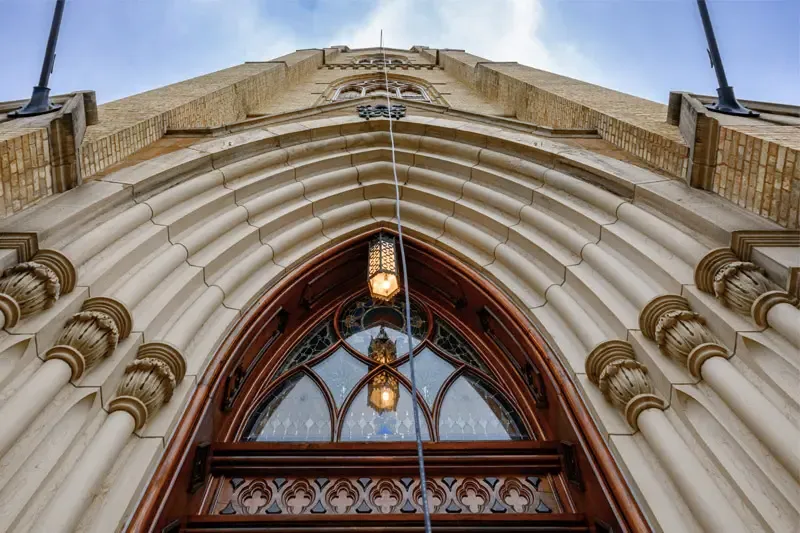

[438,50,690,178]
[0,125,52,217]
[713,125,799,228]
[80,50,322,176]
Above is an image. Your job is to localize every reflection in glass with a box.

[439,374,527,441]
[339,295,426,356]
[245,374,332,442]
[278,319,336,375]
[312,347,368,407]
[398,348,455,408]
[432,319,490,375]
[341,383,431,442]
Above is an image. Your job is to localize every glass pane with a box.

[432,319,490,375]
[312,347,368,407]
[439,374,527,441]
[278,319,336,375]
[341,382,431,442]
[398,348,455,408]
[340,295,427,357]
[245,374,332,442]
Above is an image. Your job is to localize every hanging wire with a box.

[380,30,433,533]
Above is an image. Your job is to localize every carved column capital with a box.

[109,342,186,430]
[0,248,76,328]
[639,293,728,374]
[585,340,666,430]
[32,249,77,294]
[0,262,60,328]
[81,296,133,339]
[44,311,120,381]
[695,247,776,315]
[751,290,799,328]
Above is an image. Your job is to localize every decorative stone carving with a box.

[695,247,776,316]
[40,296,133,381]
[585,340,666,430]
[44,311,119,380]
[0,262,60,327]
[81,296,134,339]
[0,248,76,328]
[640,294,724,368]
[109,342,187,430]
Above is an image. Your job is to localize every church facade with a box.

[0,46,798,533]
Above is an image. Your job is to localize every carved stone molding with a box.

[686,343,728,380]
[44,311,120,380]
[639,294,691,341]
[0,261,60,327]
[695,247,776,315]
[585,340,666,430]
[751,290,799,328]
[110,343,186,430]
[31,249,77,294]
[730,230,800,260]
[0,232,39,262]
[81,296,133,339]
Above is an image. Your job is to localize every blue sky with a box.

[1,0,797,105]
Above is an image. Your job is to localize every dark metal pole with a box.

[11,0,66,117]
[696,0,758,117]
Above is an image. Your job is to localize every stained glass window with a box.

[246,374,332,442]
[278,319,336,375]
[340,382,431,442]
[312,347,368,407]
[433,319,491,375]
[398,348,455,408]
[339,295,426,356]
[242,292,531,443]
[439,374,527,441]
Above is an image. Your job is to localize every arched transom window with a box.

[242,293,530,443]
[332,79,430,102]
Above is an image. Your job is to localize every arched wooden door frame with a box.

[126,228,649,532]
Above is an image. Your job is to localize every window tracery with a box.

[332,79,430,102]
[242,293,530,443]
[354,54,407,65]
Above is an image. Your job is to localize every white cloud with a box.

[330,0,608,87]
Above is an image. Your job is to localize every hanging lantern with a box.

[367,233,400,302]
[367,326,399,412]
[368,371,400,413]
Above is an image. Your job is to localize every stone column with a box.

[30,347,186,533]
[0,297,131,458]
[0,249,76,328]
[585,340,748,533]
[639,294,800,481]
[695,248,799,344]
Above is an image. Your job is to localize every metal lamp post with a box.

[11,0,66,117]
[696,0,758,117]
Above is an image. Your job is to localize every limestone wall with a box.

[79,49,323,177]
[438,50,690,178]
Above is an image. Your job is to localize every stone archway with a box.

[0,112,796,533]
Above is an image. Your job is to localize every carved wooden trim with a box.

[0,232,39,262]
[209,473,560,516]
[223,309,288,411]
[559,442,583,491]
[189,442,211,494]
